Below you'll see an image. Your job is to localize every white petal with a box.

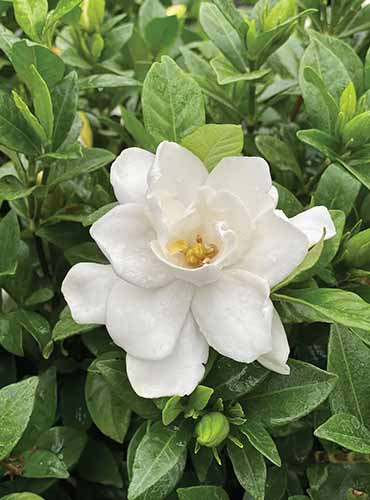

[290,206,336,247]
[258,309,290,375]
[269,185,279,206]
[90,204,174,288]
[126,314,209,398]
[147,142,208,207]
[192,269,273,363]
[241,210,309,287]
[110,147,154,204]
[106,279,194,360]
[61,263,117,324]
[206,156,275,219]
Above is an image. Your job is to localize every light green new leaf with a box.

[0,210,20,277]
[240,421,281,467]
[142,56,205,145]
[128,421,190,500]
[1,494,45,500]
[13,0,48,42]
[328,325,370,424]
[228,434,266,500]
[315,413,370,453]
[0,377,39,460]
[243,360,337,427]
[181,124,243,170]
[344,228,370,268]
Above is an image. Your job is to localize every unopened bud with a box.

[80,0,105,33]
[166,4,186,19]
[195,412,229,448]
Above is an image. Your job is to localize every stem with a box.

[289,95,303,122]
[246,62,257,133]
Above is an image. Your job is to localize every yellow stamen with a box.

[167,234,218,268]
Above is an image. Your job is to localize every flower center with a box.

[167,235,218,268]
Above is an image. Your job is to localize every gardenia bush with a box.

[1,0,370,499]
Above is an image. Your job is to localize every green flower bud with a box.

[347,489,369,500]
[80,0,105,33]
[195,412,230,448]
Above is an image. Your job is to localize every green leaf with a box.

[52,309,95,342]
[36,426,87,469]
[46,0,82,26]
[145,16,179,56]
[22,449,69,479]
[13,309,51,353]
[328,325,370,425]
[187,385,214,412]
[85,364,131,443]
[127,422,147,481]
[128,421,190,500]
[243,360,337,426]
[121,107,155,151]
[1,495,45,500]
[11,40,65,89]
[228,434,266,500]
[339,158,370,192]
[314,413,370,454]
[199,2,247,73]
[78,73,139,89]
[142,56,205,145]
[177,486,230,500]
[240,421,281,467]
[315,164,360,215]
[273,233,325,291]
[0,377,38,460]
[78,439,123,488]
[0,92,42,155]
[28,64,54,140]
[296,129,338,159]
[13,0,48,41]
[162,396,183,426]
[12,91,47,143]
[0,313,23,356]
[0,176,36,201]
[339,82,357,125]
[205,357,268,401]
[210,57,270,85]
[51,71,78,150]
[342,112,370,148]
[255,134,302,181]
[0,211,20,277]
[15,367,57,451]
[138,0,166,33]
[344,228,370,268]
[94,353,159,419]
[61,372,92,431]
[273,288,370,331]
[181,124,243,171]
[46,147,114,186]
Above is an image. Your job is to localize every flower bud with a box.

[166,4,186,19]
[347,489,369,500]
[195,412,230,448]
[79,112,93,147]
[80,0,105,33]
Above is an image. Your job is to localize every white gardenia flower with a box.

[62,142,336,398]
